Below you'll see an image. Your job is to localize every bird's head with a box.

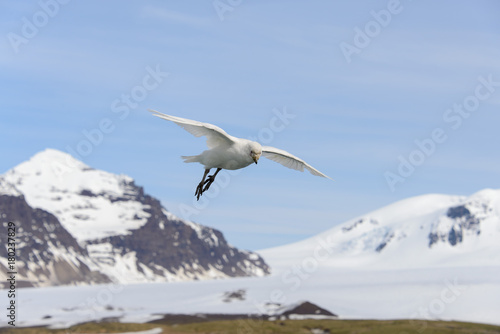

[249,142,262,164]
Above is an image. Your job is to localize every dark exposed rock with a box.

[428,232,439,247]
[93,193,270,279]
[222,289,246,302]
[447,205,471,219]
[0,194,111,287]
[280,301,338,318]
[375,232,394,252]
[342,217,379,233]
[375,241,387,252]
[448,227,463,246]
[79,189,95,197]
[149,301,338,325]
[429,203,484,247]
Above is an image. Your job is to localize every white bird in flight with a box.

[150,110,331,200]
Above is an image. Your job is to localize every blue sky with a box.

[1,1,499,250]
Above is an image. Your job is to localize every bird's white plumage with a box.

[261,146,332,179]
[150,109,331,179]
[150,110,235,149]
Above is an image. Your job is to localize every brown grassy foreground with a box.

[2,319,500,334]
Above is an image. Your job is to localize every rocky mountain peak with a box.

[0,149,270,287]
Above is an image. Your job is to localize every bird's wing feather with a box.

[149,109,235,148]
[261,146,332,179]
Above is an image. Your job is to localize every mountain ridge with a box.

[260,188,500,271]
[0,148,270,287]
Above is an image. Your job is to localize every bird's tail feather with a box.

[181,155,200,163]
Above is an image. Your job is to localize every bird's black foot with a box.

[195,182,204,200]
[202,175,216,192]
[195,169,211,201]
[195,168,222,201]
[194,175,215,200]
[195,175,215,200]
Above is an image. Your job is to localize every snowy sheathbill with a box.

[150,109,331,200]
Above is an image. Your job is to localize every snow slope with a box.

[2,148,149,241]
[7,263,500,328]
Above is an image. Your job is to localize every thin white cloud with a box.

[141,6,208,27]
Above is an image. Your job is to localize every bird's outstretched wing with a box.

[149,109,235,148]
[262,146,332,179]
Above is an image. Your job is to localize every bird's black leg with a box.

[195,169,210,201]
[202,168,222,193]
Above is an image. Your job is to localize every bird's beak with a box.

[252,153,260,164]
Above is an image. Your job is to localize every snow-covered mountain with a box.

[261,189,500,271]
[0,149,270,287]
